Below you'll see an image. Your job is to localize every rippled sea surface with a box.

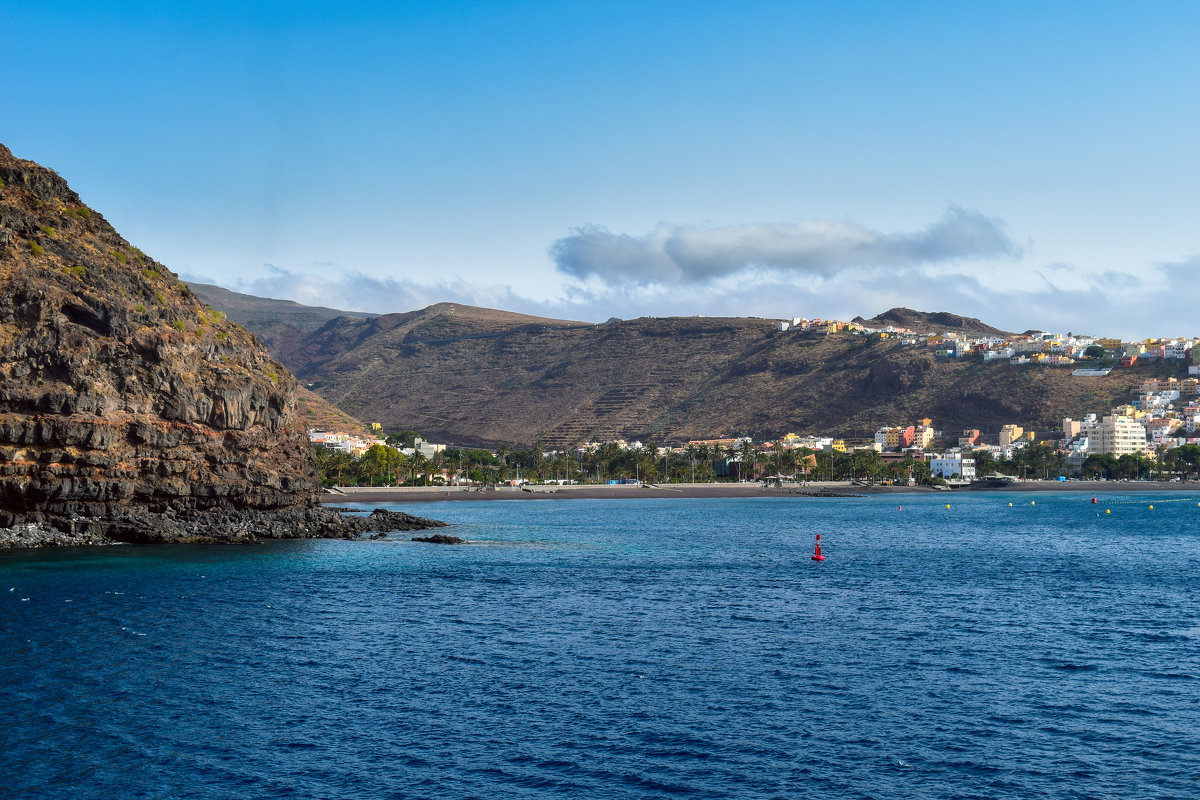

[3,492,1200,799]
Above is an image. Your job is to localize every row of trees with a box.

[313,444,499,487]
[315,438,1200,488]
[1078,444,1200,481]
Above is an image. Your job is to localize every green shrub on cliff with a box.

[63,265,86,278]
[39,225,56,239]
[65,206,90,220]
[26,240,45,256]
[114,250,127,264]
[171,320,185,332]
[142,267,162,281]
[265,370,279,385]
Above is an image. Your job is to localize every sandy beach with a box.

[321,480,1200,505]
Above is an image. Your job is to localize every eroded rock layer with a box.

[0,144,439,544]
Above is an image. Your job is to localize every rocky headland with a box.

[0,144,444,547]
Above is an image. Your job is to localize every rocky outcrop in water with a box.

[411,533,465,545]
[0,145,443,546]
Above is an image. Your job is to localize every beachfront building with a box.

[309,430,386,457]
[929,456,976,481]
[410,437,446,459]
[1091,415,1148,456]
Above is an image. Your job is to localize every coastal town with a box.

[309,319,1200,487]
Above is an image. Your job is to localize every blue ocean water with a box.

[2,492,1199,799]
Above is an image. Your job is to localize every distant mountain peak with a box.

[852,308,1009,337]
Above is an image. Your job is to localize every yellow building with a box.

[831,439,847,453]
[998,424,1024,446]
[912,425,934,449]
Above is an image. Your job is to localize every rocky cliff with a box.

[0,145,441,545]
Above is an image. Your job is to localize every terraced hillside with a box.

[192,295,1180,448]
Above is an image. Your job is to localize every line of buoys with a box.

[812,533,825,562]
[1107,497,1194,504]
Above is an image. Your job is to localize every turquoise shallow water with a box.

[2,492,1199,799]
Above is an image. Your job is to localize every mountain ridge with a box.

[192,289,1166,448]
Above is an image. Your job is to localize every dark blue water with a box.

[3,493,1199,799]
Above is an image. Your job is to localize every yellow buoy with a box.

[1008,502,1013,507]
[1149,505,1154,510]
[1031,500,1036,506]
[945,504,950,509]
[1106,509,1111,514]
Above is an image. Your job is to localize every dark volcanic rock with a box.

[411,533,465,544]
[0,506,447,548]
[854,308,1009,337]
[0,144,444,546]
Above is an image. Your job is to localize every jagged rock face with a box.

[0,144,320,528]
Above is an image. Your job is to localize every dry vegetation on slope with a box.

[215,302,1169,448]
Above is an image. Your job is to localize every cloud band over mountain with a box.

[550,207,1021,286]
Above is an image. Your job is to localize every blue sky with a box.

[3,1,1198,337]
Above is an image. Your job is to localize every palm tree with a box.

[409,451,428,485]
[360,445,388,486]
[737,440,756,481]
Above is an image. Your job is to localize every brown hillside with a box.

[186,282,376,367]
[227,303,1168,448]
[853,308,1009,337]
[294,385,374,435]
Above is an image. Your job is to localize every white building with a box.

[1165,341,1191,360]
[1091,415,1147,456]
[929,456,976,481]
[984,347,1016,361]
[410,437,446,459]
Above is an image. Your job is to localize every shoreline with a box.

[321,480,1200,505]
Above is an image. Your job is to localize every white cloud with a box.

[181,239,1200,340]
[550,206,1020,286]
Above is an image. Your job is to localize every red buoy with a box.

[812,533,826,561]
[1091,496,1098,504]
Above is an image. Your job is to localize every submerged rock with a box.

[411,533,465,545]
